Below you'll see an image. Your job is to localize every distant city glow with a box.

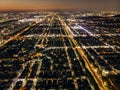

[0,0,119,10]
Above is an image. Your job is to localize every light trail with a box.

[77,24,93,36]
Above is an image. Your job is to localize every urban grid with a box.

[0,10,120,90]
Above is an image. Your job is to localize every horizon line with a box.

[0,9,119,12]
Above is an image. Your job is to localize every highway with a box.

[58,15,109,90]
[0,16,48,48]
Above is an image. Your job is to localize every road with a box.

[0,16,47,48]
[58,15,109,90]
[0,13,109,90]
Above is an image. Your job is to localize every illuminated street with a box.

[0,11,120,90]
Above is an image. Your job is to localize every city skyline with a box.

[0,0,119,11]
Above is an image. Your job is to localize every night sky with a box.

[0,0,119,10]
